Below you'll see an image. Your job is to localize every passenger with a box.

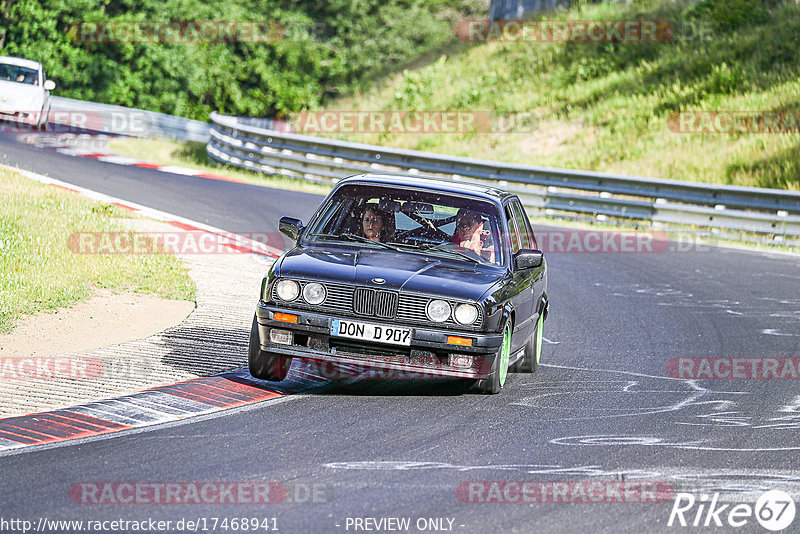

[361,206,394,242]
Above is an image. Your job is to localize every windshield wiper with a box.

[419,242,482,263]
[307,233,403,252]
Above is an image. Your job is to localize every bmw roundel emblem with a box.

[372,277,386,285]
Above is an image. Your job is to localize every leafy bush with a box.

[0,0,481,119]
[686,0,772,32]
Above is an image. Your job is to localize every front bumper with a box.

[0,109,38,125]
[255,302,502,379]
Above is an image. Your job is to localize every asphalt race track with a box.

[1,132,799,533]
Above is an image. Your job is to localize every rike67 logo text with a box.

[668,490,795,531]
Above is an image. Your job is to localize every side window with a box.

[504,204,521,254]
[511,200,536,249]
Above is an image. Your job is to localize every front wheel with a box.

[517,312,543,373]
[36,109,49,131]
[248,314,291,381]
[476,320,512,394]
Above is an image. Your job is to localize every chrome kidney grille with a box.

[353,288,398,319]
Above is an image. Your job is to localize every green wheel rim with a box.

[535,312,543,365]
[498,322,511,387]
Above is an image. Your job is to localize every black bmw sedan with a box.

[249,173,548,393]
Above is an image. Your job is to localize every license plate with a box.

[330,319,411,346]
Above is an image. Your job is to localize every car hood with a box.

[276,246,504,302]
[0,80,42,106]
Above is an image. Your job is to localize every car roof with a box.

[0,56,42,70]
[338,173,514,203]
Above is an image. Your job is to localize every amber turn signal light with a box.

[273,312,298,324]
[446,336,472,346]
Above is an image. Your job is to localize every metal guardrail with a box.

[207,112,800,238]
[51,97,210,142]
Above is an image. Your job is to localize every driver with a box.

[451,208,495,262]
[361,205,394,242]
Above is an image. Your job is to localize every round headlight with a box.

[426,299,451,323]
[275,279,300,301]
[302,282,326,305]
[454,303,478,325]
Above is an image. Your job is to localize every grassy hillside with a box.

[320,0,800,190]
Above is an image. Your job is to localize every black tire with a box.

[248,314,291,381]
[516,311,543,373]
[36,110,49,131]
[476,320,512,394]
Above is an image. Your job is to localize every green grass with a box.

[108,138,331,195]
[0,168,195,334]
[314,0,800,190]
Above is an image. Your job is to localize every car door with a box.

[503,202,535,348]
[510,199,546,326]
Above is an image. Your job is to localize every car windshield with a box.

[304,183,504,266]
[0,63,39,85]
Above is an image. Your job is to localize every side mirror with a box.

[43,80,55,91]
[514,249,543,270]
[279,216,304,241]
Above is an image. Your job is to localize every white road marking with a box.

[516,364,709,419]
[780,396,800,413]
[761,328,800,336]
[96,155,143,165]
[157,165,204,176]
[55,147,101,156]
